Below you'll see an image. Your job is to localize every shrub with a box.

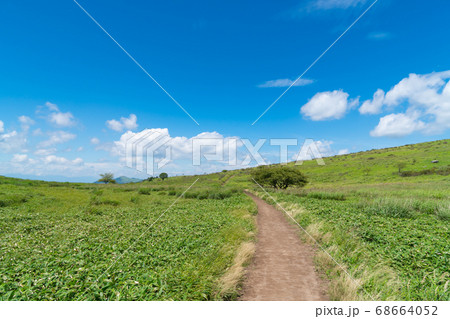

[90,197,120,206]
[91,189,104,196]
[197,192,208,200]
[251,166,308,189]
[168,190,177,196]
[138,188,152,195]
[130,196,140,204]
[100,199,120,206]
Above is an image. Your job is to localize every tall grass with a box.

[166,188,240,200]
[358,197,450,220]
[0,194,30,207]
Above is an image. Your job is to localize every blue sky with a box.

[1,0,449,181]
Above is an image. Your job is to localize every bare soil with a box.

[240,192,328,301]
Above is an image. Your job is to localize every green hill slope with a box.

[285,139,449,187]
[184,138,450,188]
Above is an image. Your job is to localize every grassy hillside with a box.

[228,139,448,301]
[287,139,449,186]
[0,139,448,300]
[171,139,448,188]
[109,139,449,300]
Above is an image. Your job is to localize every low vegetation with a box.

[241,139,449,301]
[0,177,256,300]
[253,182,449,300]
[0,138,448,300]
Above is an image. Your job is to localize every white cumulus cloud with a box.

[0,120,4,133]
[301,90,359,121]
[362,71,450,137]
[113,128,237,160]
[90,137,100,145]
[106,114,138,132]
[370,112,426,138]
[359,89,385,114]
[110,128,244,174]
[49,112,75,127]
[42,102,76,127]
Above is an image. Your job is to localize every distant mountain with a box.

[114,176,143,184]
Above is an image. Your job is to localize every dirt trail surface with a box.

[240,192,328,301]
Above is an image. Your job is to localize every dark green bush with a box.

[138,188,152,195]
[0,194,29,207]
[252,166,308,189]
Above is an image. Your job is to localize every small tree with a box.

[252,166,308,190]
[397,162,406,173]
[145,177,154,182]
[362,167,371,176]
[97,173,116,184]
[159,172,168,181]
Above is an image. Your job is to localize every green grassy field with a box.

[0,139,448,300]
[0,178,256,300]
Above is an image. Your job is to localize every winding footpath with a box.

[240,192,328,301]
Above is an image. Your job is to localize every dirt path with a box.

[240,192,328,301]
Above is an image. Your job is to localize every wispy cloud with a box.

[367,31,392,40]
[258,78,314,88]
[38,131,76,148]
[308,0,368,11]
[34,148,57,156]
[12,154,30,163]
[0,130,27,153]
[18,116,35,131]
